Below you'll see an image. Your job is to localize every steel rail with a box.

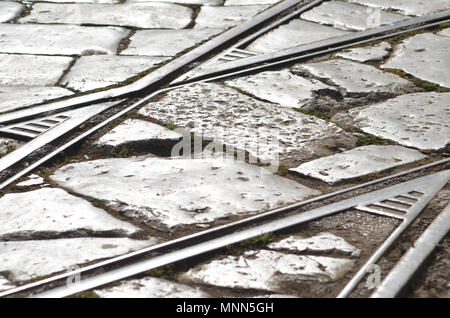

[1,160,448,298]
[174,10,450,85]
[23,170,449,298]
[371,203,450,298]
[0,0,307,126]
[0,2,449,298]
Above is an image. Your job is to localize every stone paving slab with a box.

[180,249,355,293]
[301,1,405,31]
[0,54,73,87]
[335,42,392,62]
[0,1,24,23]
[15,174,45,187]
[438,28,450,37]
[129,0,221,4]
[0,24,129,55]
[95,277,211,298]
[289,145,428,184]
[0,188,140,240]
[92,119,182,151]
[138,83,349,163]
[25,0,120,3]
[225,0,280,5]
[347,92,450,150]
[347,0,450,16]
[224,69,335,108]
[0,275,14,292]
[120,28,222,57]
[293,59,413,96]
[20,2,193,29]
[268,232,361,257]
[50,156,320,230]
[61,55,168,92]
[382,33,450,88]
[194,5,268,29]
[0,86,73,114]
[0,238,155,282]
[246,19,351,53]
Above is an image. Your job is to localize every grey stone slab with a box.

[0,54,73,87]
[0,1,24,23]
[224,69,335,108]
[15,174,45,187]
[120,28,222,57]
[268,232,361,257]
[289,145,428,184]
[93,119,182,150]
[194,5,268,29]
[246,19,351,53]
[0,238,155,282]
[0,86,73,114]
[225,0,280,5]
[129,0,221,4]
[138,83,348,163]
[0,275,14,292]
[294,59,413,96]
[335,42,392,62]
[50,156,320,230]
[0,24,129,55]
[301,1,405,31]
[382,33,450,88]
[61,55,168,92]
[20,2,193,29]
[95,277,211,298]
[348,0,450,16]
[438,28,450,37]
[348,92,450,150]
[25,0,120,3]
[180,249,355,292]
[0,187,141,239]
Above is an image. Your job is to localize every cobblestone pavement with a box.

[0,0,449,298]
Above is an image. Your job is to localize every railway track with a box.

[0,0,449,298]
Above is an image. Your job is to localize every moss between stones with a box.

[356,135,393,147]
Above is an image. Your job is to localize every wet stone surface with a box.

[224,69,336,108]
[0,24,129,56]
[0,238,155,282]
[0,187,141,240]
[15,174,45,187]
[194,5,268,29]
[289,145,428,184]
[92,119,183,154]
[61,55,169,92]
[301,1,405,31]
[346,92,450,150]
[50,156,320,230]
[120,29,222,57]
[0,54,73,87]
[293,59,414,96]
[246,19,351,53]
[381,33,450,88]
[180,233,358,294]
[336,42,392,62]
[0,275,14,292]
[0,86,73,113]
[138,83,352,164]
[0,1,24,23]
[347,0,450,16]
[95,277,211,298]
[20,2,193,29]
